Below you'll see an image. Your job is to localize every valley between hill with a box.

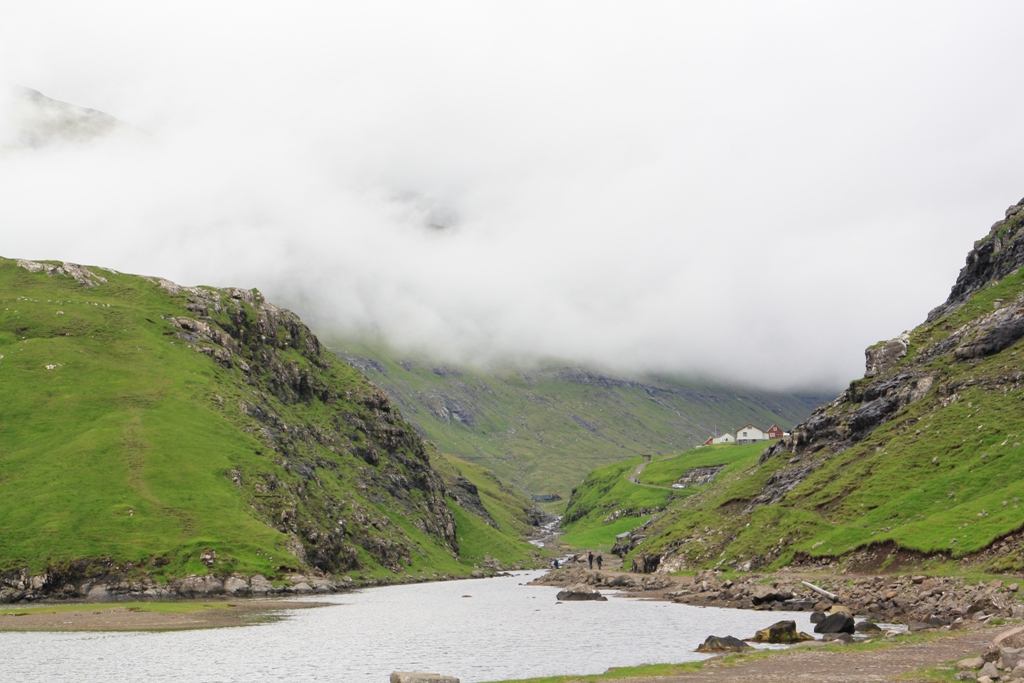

[331,339,831,499]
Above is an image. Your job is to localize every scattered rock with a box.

[814,612,855,634]
[957,656,984,670]
[555,584,607,601]
[979,661,999,680]
[250,574,274,595]
[750,620,815,644]
[696,635,751,652]
[1001,647,1024,671]
[855,621,882,633]
[390,673,460,683]
[809,611,827,624]
[223,576,249,595]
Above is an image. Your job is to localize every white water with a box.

[0,572,816,683]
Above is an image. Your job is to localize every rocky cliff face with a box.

[757,196,1024,505]
[158,278,465,574]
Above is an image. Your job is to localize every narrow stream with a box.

[1,571,817,683]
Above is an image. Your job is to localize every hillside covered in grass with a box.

[568,196,1024,575]
[332,339,831,500]
[0,258,540,597]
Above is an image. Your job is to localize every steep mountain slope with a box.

[332,339,831,499]
[569,196,1024,574]
[0,258,539,599]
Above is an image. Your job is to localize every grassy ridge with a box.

[331,338,832,499]
[0,258,539,581]
[559,443,769,554]
[563,254,1024,572]
[0,264,287,576]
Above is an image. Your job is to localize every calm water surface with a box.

[1,571,816,682]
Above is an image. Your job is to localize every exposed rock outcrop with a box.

[696,635,751,652]
[750,198,1024,519]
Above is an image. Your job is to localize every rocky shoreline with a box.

[0,566,501,604]
[533,566,1024,629]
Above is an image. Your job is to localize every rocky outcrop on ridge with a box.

[755,197,1024,505]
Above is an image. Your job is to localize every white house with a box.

[702,433,735,446]
[735,424,768,444]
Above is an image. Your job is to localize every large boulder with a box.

[854,621,882,633]
[696,635,751,653]
[814,612,855,634]
[750,620,815,644]
[751,587,793,605]
[391,673,459,683]
[556,584,608,601]
[174,575,224,598]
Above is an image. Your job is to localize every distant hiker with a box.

[595,553,603,570]
[552,559,560,569]
[587,550,594,569]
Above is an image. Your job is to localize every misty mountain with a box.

[1,85,129,150]
[331,338,833,498]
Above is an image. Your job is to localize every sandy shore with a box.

[0,599,328,632]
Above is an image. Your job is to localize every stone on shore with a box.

[390,673,460,683]
[1000,646,1024,671]
[979,661,999,680]
[750,620,815,644]
[957,657,985,671]
[556,584,607,601]
[854,620,882,633]
[696,635,751,652]
[814,612,855,634]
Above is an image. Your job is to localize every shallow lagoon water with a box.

[1,571,816,682]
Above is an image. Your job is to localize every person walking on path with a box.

[587,550,594,569]
[595,553,603,570]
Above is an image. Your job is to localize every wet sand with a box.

[0,599,327,631]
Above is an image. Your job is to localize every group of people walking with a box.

[551,549,604,570]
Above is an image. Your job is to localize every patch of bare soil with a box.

[0,600,327,632]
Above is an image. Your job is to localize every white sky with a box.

[2,1,1024,390]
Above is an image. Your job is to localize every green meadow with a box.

[0,258,538,581]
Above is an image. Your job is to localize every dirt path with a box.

[611,628,996,683]
[628,461,647,484]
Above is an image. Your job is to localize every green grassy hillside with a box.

[0,258,539,589]
[331,339,832,500]
[569,197,1024,575]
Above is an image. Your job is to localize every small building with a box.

[735,424,768,445]
[702,432,735,446]
[765,424,785,439]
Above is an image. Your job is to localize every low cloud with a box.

[3,2,1024,390]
